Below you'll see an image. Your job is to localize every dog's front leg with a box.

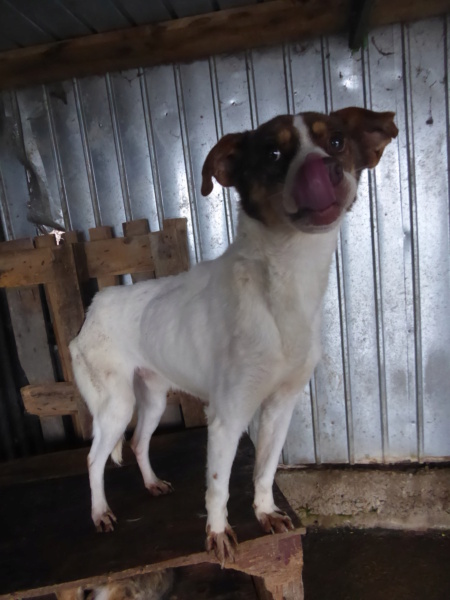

[204,415,246,566]
[253,392,298,534]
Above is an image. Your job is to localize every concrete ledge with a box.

[276,466,450,530]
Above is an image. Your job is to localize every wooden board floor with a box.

[0,429,300,598]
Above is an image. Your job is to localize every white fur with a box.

[69,116,356,549]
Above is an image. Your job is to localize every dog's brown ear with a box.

[201,133,244,196]
[332,107,398,169]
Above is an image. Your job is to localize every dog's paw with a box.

[94,509,117,533]
[147,479,174,496]
[206,525,238,567]
[258,509,294,534]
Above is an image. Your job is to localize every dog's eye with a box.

[268,149,281,162]
[329,132,345,152]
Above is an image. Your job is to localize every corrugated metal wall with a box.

[0,17,449,464]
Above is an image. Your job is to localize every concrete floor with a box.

[302,528,450,600]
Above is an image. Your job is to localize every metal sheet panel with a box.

[112,0,172,24]
[46,81,97,232]
[9,0,92,40]
[178,60,230,260]
[328,34,384,463]
[58,0,131,33]
[0,0,53,46]
[168,0,214,19]
[0,19,449,463]
[365,24,418,462]
[405,18,450,461]
[0,91,35,239]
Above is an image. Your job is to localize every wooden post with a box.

[0,237,66,443]
[231,533,304,600]
[35,235,91,439]
[122,219,155,282]
[88,226,120,289]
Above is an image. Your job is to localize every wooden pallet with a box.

[0,429,305,600]
[0,219,304,599]
[0,218,205,439]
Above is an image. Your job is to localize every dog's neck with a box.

[233,210,340,280]
[227,210,341,354]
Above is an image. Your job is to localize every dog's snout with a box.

[324,157,343,186]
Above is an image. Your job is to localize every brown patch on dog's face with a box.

[303,112,358,180]
[311,120,327,136]
[201,108,397,233]
[231,115,300,227]
[277,127,293,146]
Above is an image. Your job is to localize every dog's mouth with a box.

[289,154,344,227]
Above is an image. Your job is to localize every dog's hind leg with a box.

[88,379,134,532]
[252,391,298,534]
[131,368,173,496]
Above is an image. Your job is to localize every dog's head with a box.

[201,107,398,233]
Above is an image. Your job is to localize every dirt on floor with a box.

[302,528,450,600]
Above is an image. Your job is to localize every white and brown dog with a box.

[69,107,398,563]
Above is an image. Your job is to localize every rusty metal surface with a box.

[0,18,448,463]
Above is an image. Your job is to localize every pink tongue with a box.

[292,155,336,211]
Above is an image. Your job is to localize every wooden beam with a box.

[122,219,156,283]
[22,382,182,417]
[81,234,155,278]
[88,226,120,289]
[0,0,448,91]
[0,238,66,443]
[22,382,80,416]
[0,246,56,287]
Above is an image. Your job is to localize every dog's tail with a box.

[111,437,124,465]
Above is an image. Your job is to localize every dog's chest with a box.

[265,266,324,362]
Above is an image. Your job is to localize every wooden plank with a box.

[81,219,186,279]
[0,237,65,443]
[0,245,56,287]
[45,244,88,381]
[0,237,35,254]
[21,381,180,418]
[151,219,189,278]
[0,429,304,599]
[38,242,91,439]
[64,231,81,245]
[122,219,155,283]
[33,234,91,439]
[173,218,190,273]
[0,445,133,488]
[83,235,155,277]
[175,392,207,428]
[89,226,120,289]
[21,382,79,416]
[0,0,448,90]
